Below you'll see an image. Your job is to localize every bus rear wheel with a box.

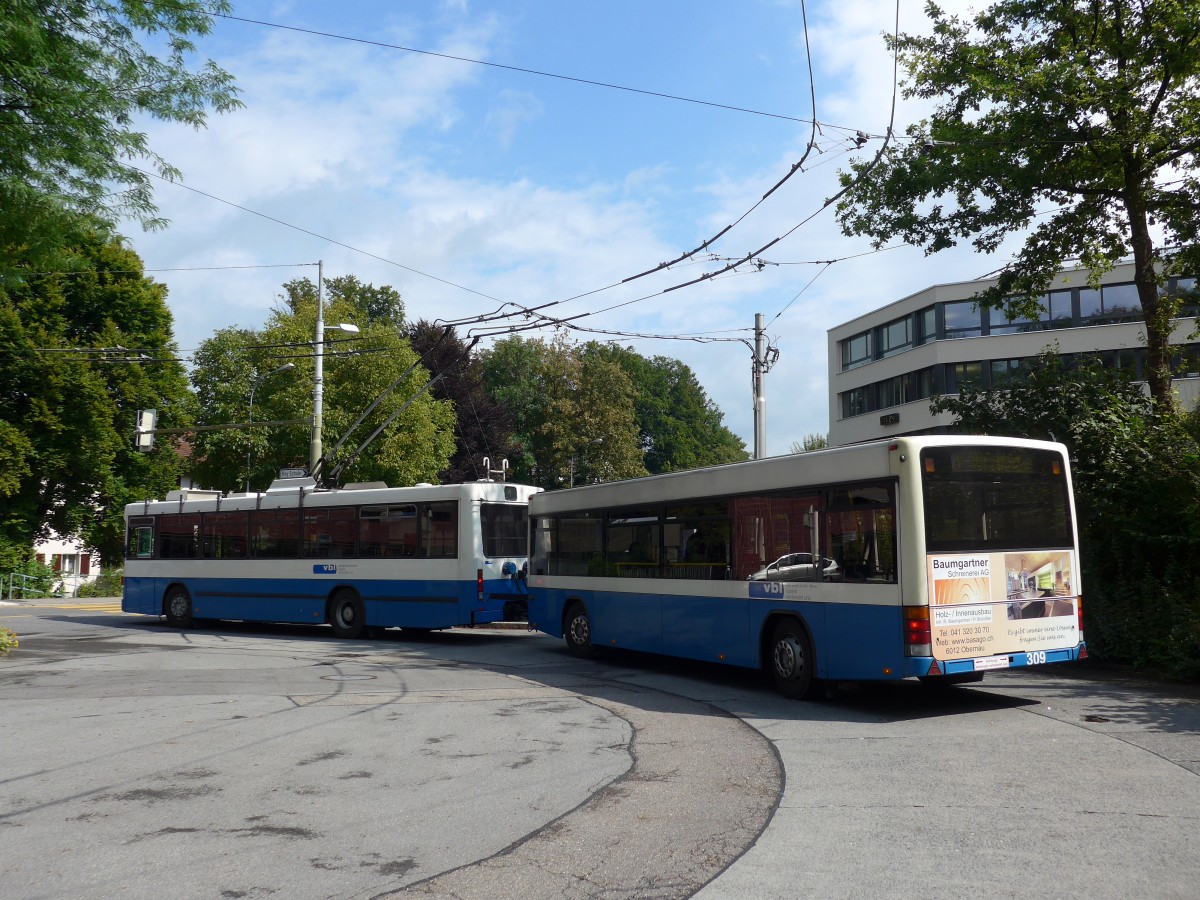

[769,618,819,700]
[329,590,366,639]
[163,586,193,629]
[564,602,597,659]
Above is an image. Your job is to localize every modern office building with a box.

[827,261,1200,446]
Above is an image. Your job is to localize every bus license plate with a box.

[973,656,1010,671]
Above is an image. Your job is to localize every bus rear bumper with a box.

[906,642,1087,678]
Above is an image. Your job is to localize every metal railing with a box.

[3,572,50,601]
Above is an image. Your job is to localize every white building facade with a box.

[827,262,1199,446]
[33,532,101,597]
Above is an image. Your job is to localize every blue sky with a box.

[128,0,1003,456]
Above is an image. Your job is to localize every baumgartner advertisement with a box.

[926,550,1079,663]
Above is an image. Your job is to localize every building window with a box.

[1079,287,1103,322]
[876,316,913,358]
[990,358,1030,387]
[1175,344,1200,378]
[914,366,937,399]
[942,300,982,338]
[950,361,983,390]
[916,306,937,345]
[1047,290,1074,326]
[842,386,870,418]
[987,302,1046,335]
[841,331,873,370]
[1101,283,1142,320]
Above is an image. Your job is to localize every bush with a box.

[0,627,16,656]
[932,352,1200,680]
[77,570,123,598]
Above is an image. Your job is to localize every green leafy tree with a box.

[0,0,241,274]
[836,0,1200,407]
[190,283,455,491]
[281,275,404,328]
[406,320,516,483]
[581,344,748,472]
[790,433,828,453]
[931,351,1200,678]
[481,335,647,488]
[0,236,191,563]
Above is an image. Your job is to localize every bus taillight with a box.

[903,606,931,657]
[1077,594,1084,636]
[477,568,484,603]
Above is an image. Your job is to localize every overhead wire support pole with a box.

[310,259,325,472]
[750,313,780,460]
[753,313,766,459]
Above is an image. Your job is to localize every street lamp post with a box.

[246,362,295,492]
[309,261,360,473]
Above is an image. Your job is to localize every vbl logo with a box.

[313,564,337,574]
[749,581,785,598]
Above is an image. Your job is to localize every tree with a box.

[0,236,191,564]
[405,320,516,483]
[281,275,405,328]
[0,1,240,275]
[581,344,748,473]
[931,351,1200,678]
[836,0,1200,407]
[790,433,828,453]
[189,284,455,492]
[481,335,647,488]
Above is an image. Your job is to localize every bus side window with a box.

[127,518,154,559]
[823,484,896,583]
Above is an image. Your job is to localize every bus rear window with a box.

[921,446,1072,552]
[481,503,527,558]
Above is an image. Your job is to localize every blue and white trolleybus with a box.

[123,477,539,636]
[527,436,1086,697]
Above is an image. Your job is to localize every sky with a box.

[125,0,1005,458]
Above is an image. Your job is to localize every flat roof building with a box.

[827,261,1200,446]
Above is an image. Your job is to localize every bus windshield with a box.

[921,445,1072,552]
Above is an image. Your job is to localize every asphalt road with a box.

[2,599,1199,899]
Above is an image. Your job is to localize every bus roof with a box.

[528,435,1068,515]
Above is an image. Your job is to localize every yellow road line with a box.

[6,603,124,611]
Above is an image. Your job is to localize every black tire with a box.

[329,590,366,639]
[163,585,193,629]
[769,618,820,700]
[563,601,597,659]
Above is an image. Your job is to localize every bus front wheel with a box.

[329,590,366,639]
[564,602,597,659]
[769,618,819,700]
[163,586,193,629]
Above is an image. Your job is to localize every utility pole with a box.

[751,313,779,459]
[309,259,325,472]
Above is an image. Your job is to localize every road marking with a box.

[7,603,124,612]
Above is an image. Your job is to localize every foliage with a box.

[281,275,404,328]
[580,343,748,473]
[189,280,455,491]
[0,0,241,275]
[0,236,191,563]
[932,352,1200,679]
[77,569,123,598]
[0,627,16,656]
[0,554,55,599]
[481,335,648,488]
[405,320,516,483]
[791,433,829,453]
[836,0,1200,406]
